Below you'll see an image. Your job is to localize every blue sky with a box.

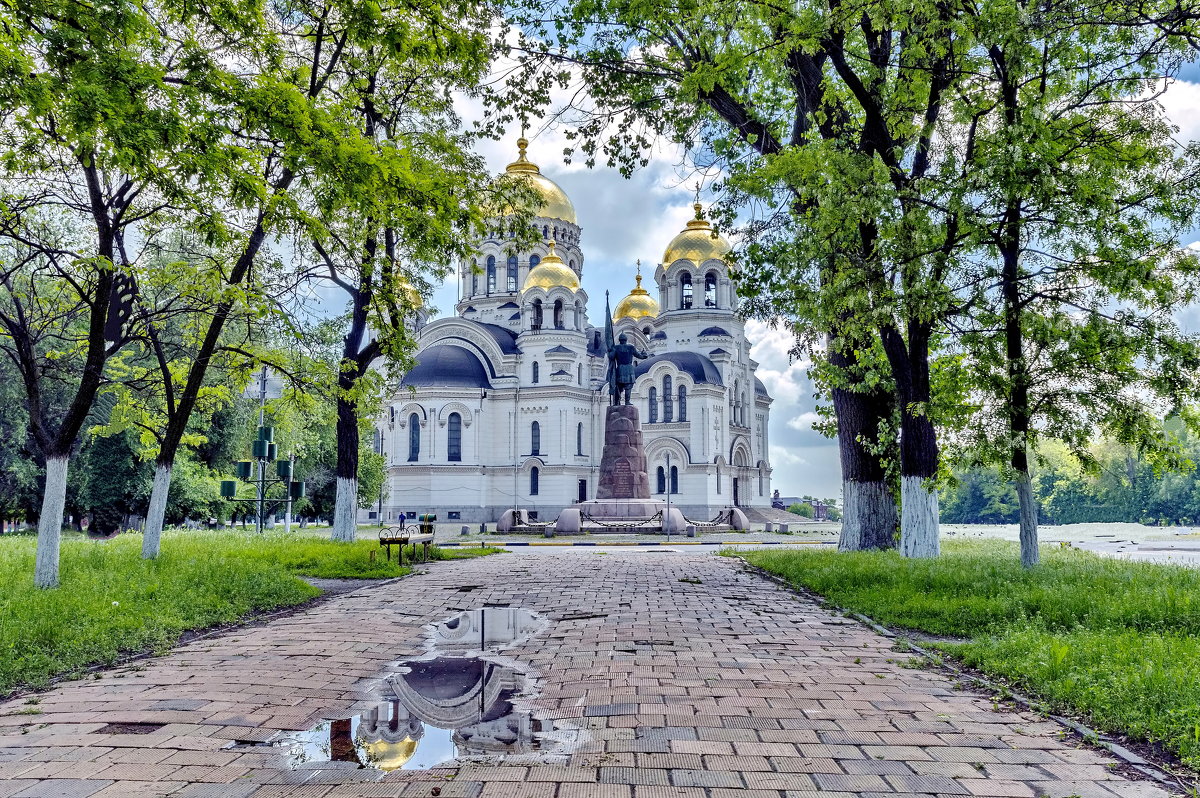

[416,73,1200,502]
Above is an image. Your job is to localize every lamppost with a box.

[220,423,306,533]
[665,451,672,542]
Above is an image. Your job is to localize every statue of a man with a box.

[606,333,648,405]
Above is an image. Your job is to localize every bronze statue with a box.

[606,332,648,405]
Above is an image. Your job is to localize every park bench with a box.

[379,514,436,564]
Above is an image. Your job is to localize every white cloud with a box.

[787,411,821,432]
[769,445,807,466]
[1157,78,1200,143]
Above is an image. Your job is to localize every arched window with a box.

[574,301,582,329]
[678,386,687,422]
[487,255,497,293]
[529,254,540,270]
[662,375,673,422]
[388,405,395,424]
[447,413,462,462]
[471,262,479,295]
[407,413,420,461]
[680,272,693,309]
[507,255,518,292]
[530,467,539,495]
[531,421,540,455]
[542,225,549,238]
[532,299,543,331]
[648,387,658,423]
[670,465,679,494]
[656,466,666,494]
[553,299,564,329]
[532,362,540,384]
[576,422,584,456]
[705,272,718,307]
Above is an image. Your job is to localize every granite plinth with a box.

[575,498,665,521]
[596,404,651,501]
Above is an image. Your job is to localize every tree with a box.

[947,0,1200,566]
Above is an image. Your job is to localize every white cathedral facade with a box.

[368,140,773,524]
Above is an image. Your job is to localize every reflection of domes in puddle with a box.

[400,658,486,701]
[504,138,577,224]
[360,737,418,771]
[663,203,731,265]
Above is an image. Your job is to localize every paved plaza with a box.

[0,552,1174,798]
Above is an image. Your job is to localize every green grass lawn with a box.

[740,540,1200,767]
[0,530,501,696]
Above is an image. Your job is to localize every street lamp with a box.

[220,424,306,533]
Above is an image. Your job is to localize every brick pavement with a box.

[0,553,1174,798]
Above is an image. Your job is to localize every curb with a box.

[437,540,837,547]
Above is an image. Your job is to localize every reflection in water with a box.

[431,607,543,652]
[277,607,549,772]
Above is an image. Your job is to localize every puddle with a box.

[272,607,579,772]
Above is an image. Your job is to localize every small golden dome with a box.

[522,240,580,293]
[504,138,577,224]
[663,203,731,265]
[614,263,660,320]
[360,737,419,771]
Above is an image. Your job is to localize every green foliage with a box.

[0,529,431,695]
[743,541,1200,765]
[788,502,814,518]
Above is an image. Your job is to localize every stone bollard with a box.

[778,523,789,533]
[480,522,488,534]
[765,522,774,532]
[544,526,555,538]
[460,525,469,536]
[686,525,696,538]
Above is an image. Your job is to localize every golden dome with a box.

[663,203,731,265]
[614,264,659,320]
[360,737,418,771]
[504,138,577,224]
[522,240,580,293]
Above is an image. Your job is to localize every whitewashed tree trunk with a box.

[1016,472,1039,568]
[838,480,898,551]
[900,476,939,558]
[332,477,357,542]
[35,456,70,589]
[141,463,173,559]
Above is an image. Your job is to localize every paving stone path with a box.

[0,553,1172,798]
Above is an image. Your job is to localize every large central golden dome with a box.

[614,267,659,320]
[663,203,731,265]
[505,138,576,224]
[523,240,580,293]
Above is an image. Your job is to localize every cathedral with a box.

[370,139,773,525]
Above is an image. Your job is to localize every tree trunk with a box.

[141,463,173,559]
[829,339,897,550]
[35,456,70,588]
[881,325,940,558]
[1016,469,1038,567]
[332,392,361,542]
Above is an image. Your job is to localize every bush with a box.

[788,502,814,518]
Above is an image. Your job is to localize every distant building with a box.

[368,140,773,523]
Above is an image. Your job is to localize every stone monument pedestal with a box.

[572,404,664,528]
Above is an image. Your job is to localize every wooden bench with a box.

[379,526,434,564]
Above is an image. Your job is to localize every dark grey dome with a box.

[698,326,730,337]
[635,351,723,386]
[475,322,520,354]
[755,376,770,397]
[400,346,492,389]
